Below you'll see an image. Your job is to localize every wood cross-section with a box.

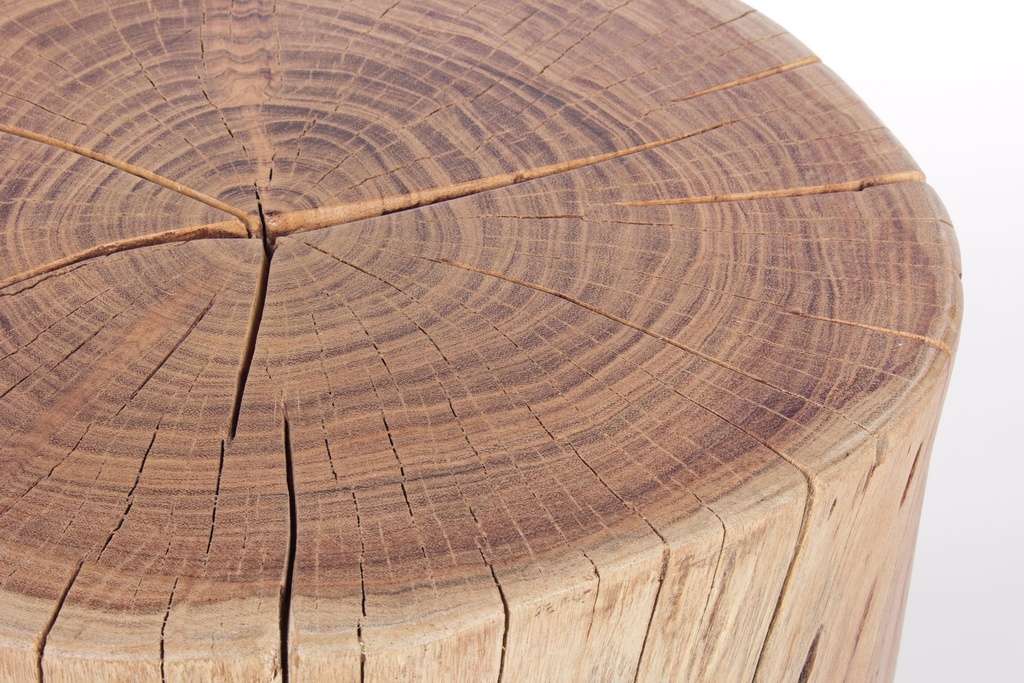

[0,1,960,681]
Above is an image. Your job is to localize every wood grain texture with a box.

[0,0,961,681]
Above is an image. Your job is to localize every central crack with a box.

[228,187,274,439]
[256,186,276,254]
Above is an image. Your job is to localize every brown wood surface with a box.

[0,1,961,681]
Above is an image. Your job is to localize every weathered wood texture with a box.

[0,1,960,681]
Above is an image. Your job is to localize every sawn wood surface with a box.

[0,1,961,681]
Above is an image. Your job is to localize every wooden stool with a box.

[0,1,961,680]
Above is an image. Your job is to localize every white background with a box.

[751,1,1023,680]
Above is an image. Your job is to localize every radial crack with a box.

[266,116,761,238]
[38,560,84,681]
[117,293,220,415]
[900,445,924,507]
[482,549,510,683]
[159,576,180,683]
[280,414,298,683]
[673,55,822,101]
[615,171,925,207]
[0,262,90,298]
[632,548,669,683]
[206,440,226,555]
[0,123,258,233]
[0,221,248,292]
[788,310,951,356]
[228,189,274,439]
[98,417,162,559]
[751,476,817,682]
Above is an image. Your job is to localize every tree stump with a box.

[0,1,961,681]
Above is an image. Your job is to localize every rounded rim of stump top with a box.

[0,1,960,680]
